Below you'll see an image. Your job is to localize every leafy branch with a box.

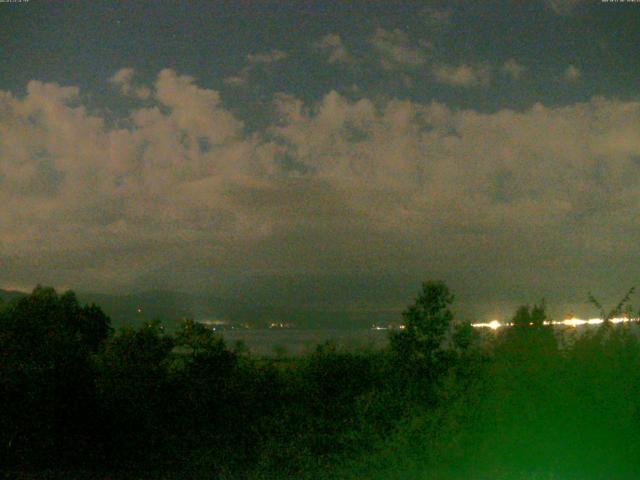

[588,286,635,322]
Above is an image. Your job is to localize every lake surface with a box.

[217,322,640,356]
[219,328,390,356]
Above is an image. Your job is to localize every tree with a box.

[510,301,547,329]
[511,305,532,329]
[175,318,232,363]
[0,286,112,466]
[389,281,455,384]
[498,301,557,367]
[93,321,175,465]
[588,287,635,325]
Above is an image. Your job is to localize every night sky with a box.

[1,0,640,321]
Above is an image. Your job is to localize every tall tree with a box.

[389,281,456,385]
[0,286,112,466]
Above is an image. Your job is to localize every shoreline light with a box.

[471,320,505,330]
[471,317,635,329]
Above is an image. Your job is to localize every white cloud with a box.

[564,65,581,82]
[269,92,640,269]
[370,28,427,70]
[153,69,243,142]
[433,63,492,87]
[0,71,276,289]
[109,68,134,90]
[134,86,151,99]
[502,59,526,80]
[109,68,150,99]
[224,50,288,87]
[313,33,353,64]
[2,72,640,295]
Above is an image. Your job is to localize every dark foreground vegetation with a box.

[2,283,640,479]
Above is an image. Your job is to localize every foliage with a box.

[511,301,547,328]
[0,286,112,467]
[3,283,640,479]
[389,281,457,388]
[589,286,636,322]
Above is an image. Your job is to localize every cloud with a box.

[109,68,150,99]
[2,72,640,307]
[224,50,289,87]
[109,67,134,89]
[370,28,428,69]
[433,63,492,87]
[223,65,252,88]
[313,33,354,64]
[0,70,274,289]
[564,64,581,82]
[247,49,288,64]
[268,92,640,295]
[501,59,526,80]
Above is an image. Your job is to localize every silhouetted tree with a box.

[175,318,233,363]
[452,321,475,352]
[589,287,635,327]
[389,281,457,393]
[390,282,453,356]
[93,321,174,465]
[498,300,558,372]
[0,286,112,466]
[512,304,532,329]
[169,319,247,460]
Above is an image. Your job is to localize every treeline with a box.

[2,283,640,479]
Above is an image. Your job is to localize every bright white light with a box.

[562,318,586,328]
[488,320,502,330]
[610,317,630,324]
[471,320,503,330]
[471,316,638,330]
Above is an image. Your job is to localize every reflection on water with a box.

[473,316,639,330]
[220,328,389,356]
[219,321,640,356]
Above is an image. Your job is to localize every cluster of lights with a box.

[370,317,637,332]
[471,317,637,330]
[371,324,406,331]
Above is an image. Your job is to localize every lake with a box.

[218,328,390,356]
